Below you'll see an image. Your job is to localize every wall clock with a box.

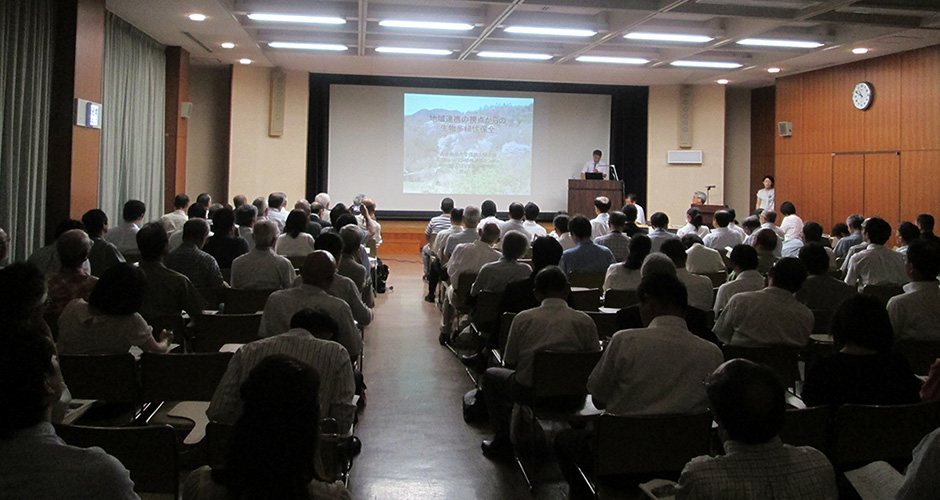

[853,82,873,110]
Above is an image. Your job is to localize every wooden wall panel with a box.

[775,76,803,154]
[863,56,901,152]
[800,70,833,154]
[750,86,776,206]
[798,154,832,229]
[900,47,940,151]
[830,62,866,153]
[863,153,900,226]
[900,151,940,223]
[831,154,864,225]
[774,155,803,218]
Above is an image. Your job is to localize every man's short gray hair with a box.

[463,205,481,228]
[56,229,92,268]
[693,191,707,203]
[315,192,330,206]
[339,225,363,255]
[252,220,278,248]
[502,230,529,260]
[640,253,677,278]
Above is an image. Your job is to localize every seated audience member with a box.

[251,197,269,222]
[45,229,97,315]
[28,219,86,276]
[522,202,547,242]
[778,201,804,242]
[431,208,462,263]
[648,212,679,253]
[57,263,173,355]
[208,309,356,432]
[802,221,838,270]
[844,217,908,289]
[135,223,205,322]
[759,209,786,243]
[104,199,146,257]
[795,244,855,312]
[310,201,331,230]
[802,294,922,407]
[896,426,940,500]
[480,199,501,228]
[714,245,764,315]
[480,266,600,459]
[677,207,709,238]
[0,331,138,499]
[422,197,454,300]
[265,192,289,232]
[660,239,714,312]
[330,203,350,228]
[831,222,850,246]
[471,230,531,297]
[232,194,247,208]
[234,203,258,251]
[623,193,646,225]
[275,210,317,258]
[338,226,373,299]
[314,192,332,221]
[752,228,779,275]
[440,223,501,341]
[169,202,209,252]
[550,214,575,251]
[498,202,526,249]
[293,199,322,237]
[203,207,249,269]
[259,251,361,360]
[558,215,616,275]
[443,206,481,264]
[713,258,813,347]
[887,238,940,342]
[781,230,804,258]
[82,208,124,278]
[196,192,211,208]
[620,204,643,237]
[0,262,53,339]
[896,221,921,254]
[314,232,373,327]
[332,213,372,279]
[160,193,190,233]
[356,198,381,252]
[726,208,747,239]
[740,215,761,246]
[702,210,744,250]
[188,355,350,500]
[166,218,225,289]
[556,273,723,497]
[917,213,939,243]
[230,220,296,290]
[500,236,564,315]
[682,234,726,274]
[603,234,652,292]
[594,211,630,262]
[590,197,612,239]
[834,214,865,257]
[675,359,837,499]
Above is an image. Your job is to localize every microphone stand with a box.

[609,164,619,181]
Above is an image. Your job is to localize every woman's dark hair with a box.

[780,201,796,216]
[284,210,308,239]
[687,207,703,229]
[213,355,322,498]
[831,294,894,353]
[624,234,652,270]
[88,263,145,315]
[762,175,775,187]
[329,204,348,227]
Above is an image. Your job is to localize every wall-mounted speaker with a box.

[180,102,193,119]
[778,121,793,137]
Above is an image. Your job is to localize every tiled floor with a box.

[348,255,571,500]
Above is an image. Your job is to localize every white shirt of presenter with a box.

[582,150,606,176]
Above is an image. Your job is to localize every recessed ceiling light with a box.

[852,47,870,55]
[378,20,473,31]
[671,60,743,69]
[268,42,348,51]
[221,42,236,49]
[188,13,207,22]
[239,58,252,65]
[247,13,345,24]
[737,38,823,49]
[504,26,596,37]
[476,51,552,60]
[767,67,781,73]
[375,47,453,56]
[717,79,729,85]
[625,32,712,43]
[576,55,649,65]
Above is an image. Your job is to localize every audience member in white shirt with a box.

[661,239,714,312]
[801,222,838,271]
[677,207,710,239]
[714,245,765,316]
[160,194,189,234]
[265,192,289,232]
[104,200,146,257]
[623,193,646,226]
[235,204,258,251]
[682,234,727,275]
[604,234,652,292]
[498,203,526,249]
[896,221,921,255]
[887,238,940,342]
[550,214,576,251]
[590,197,612,240]
[231,220,296,290]
[703,210,744,251]
[844,217,909,290]
[778,201,804,241]
[522,202,547,242]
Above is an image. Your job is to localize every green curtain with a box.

[0,0,54,263]
[99,11,165,227]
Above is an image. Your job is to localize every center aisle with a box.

[349,256,569,499]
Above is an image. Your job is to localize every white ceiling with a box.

[107,0,940,87]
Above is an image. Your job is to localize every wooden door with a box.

[831,154,864,227]
[863,153,901,227]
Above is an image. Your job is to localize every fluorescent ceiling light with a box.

[576,55,649,65]
[220,42,235,49]
[671,60,743,69]
[188,13,207,22]
[268,42,348,51]
[375,47,453,56]
[239,58,252,65]
[504,26,596,37]
[767,67,781,73]
[247,13,346,24]
[625,32,712,43]
[476,51,552,60]
[737,38,823,48]
[852,47,870,54]
[717,79,729,85]
[379,20,473,31]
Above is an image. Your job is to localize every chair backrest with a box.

[569,272,605,290]
[453,272,478,311]
[471,291,504,335]
[532,350,603,400]
[139,351,234,402]
[206,420,235,468]
[569,288,601,311]
[586,311,620,340]
[593,412,713,479]
[55,424,179,495]
[192,312,263,353]
[498,312,516,353]
[894,341,940,376]
[780,405,832,453]
[720,345,801,388]
[197,286,223,310]
[603,289,639,309]
[860,284,904,305]
[221,288,277,314]
[831,401,940,469]
[702,271,728,288]
[147,314,186,336]
[58,353,138,403]
[287,254,308,270]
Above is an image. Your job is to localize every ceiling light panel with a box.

[625,32,713,43]
[375,47,453,56]
[671,60,743,69]
[576,55,649,65]
[477,51,553,60]
[379,20,474,31]
[504,26,596,37]
[268,42,348,51]
[247,13,346,25]
[737,38,823,48]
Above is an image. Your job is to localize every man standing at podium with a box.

[581,149,604,178]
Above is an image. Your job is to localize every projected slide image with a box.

[403,93,533,195]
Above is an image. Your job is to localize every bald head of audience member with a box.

[501,230,529,261]
[252,220,278,250]
[290,308,339,341]
[313,232,343,262]
[137,223,169,262]
[594,196,611,215]
[533,266,569,302]
[767,257,807,293]
[479,221,501,245]
[705,359,786,445]
[531,236,564,273]
[463,205,481,229]
[300,250,336,290]
[660,239,689,270]
[641,253,677,279]
[182,219,210,247]
[294,199,312,217]
[637,273,688,326]
[55,230,92,271]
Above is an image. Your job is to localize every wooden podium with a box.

[695,204,727,227]
[567,179,624,218]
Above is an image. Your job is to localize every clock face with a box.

[853,82,873,110]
